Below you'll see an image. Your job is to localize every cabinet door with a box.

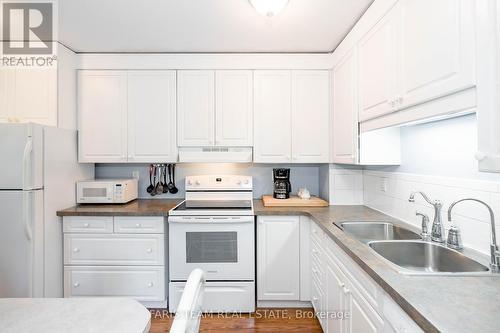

[257,216,300,300]
[215,70,253,146]
[344,283,384,333]
[326,258,347,333]
[333,50,359,164]
[177,70,215,146]
[78,71,127,163]
[398,0,475,109]
[253,70,292,163]
[4,68,57,126]
[127,71,177,163]
[291,70,330,163]
[358,3,399,121]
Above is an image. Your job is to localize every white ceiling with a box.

[59,0,373,53]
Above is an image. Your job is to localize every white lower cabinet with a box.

[257,216,300,301]
[62,216,167,307]
[257,216,311,306]
[64,266,165,302]
[309,222,423,333]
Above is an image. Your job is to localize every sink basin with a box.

[369,240,490,274]
[340,222,421,243]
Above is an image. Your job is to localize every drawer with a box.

[63,216,113,233]
[114,216,164,234]
[324,236,382,313]
[310,236,323,264]
[310,222,325,245]
[64,266,165,302]
[64,234,164,266]
[311,257,325,288]
[169,281,255,313]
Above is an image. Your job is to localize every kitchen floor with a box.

[149,308,322,332]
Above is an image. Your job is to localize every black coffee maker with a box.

[273,168,291,199]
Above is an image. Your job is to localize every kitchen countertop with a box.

[57,199,500,333]
[56,199,182,217]
[0,298,150,333]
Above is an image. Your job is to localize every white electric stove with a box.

[168,175,255,313]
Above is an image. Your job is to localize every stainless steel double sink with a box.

[339,221,490,275]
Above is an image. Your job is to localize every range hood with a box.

[178,147,253,163]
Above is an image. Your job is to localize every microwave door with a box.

[78,183,113,203]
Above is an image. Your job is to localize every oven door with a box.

[168,216,254,281]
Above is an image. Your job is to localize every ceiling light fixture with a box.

[249,0,289,17]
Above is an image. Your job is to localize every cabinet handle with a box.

[147,282,154,288]
[313,268,318,274]
[397,95,403,105]
[475,151,486,161]
[313,297,319,301]
[73,248,80,253]
[146,248,152,253]
[83,223,90,228]
[343,286,350,295]
[135,223,142,228]
[73,282,80,288]
[313,230,317,234]
[312,249,318,254]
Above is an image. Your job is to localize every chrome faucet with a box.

[409,192,445,243]
[448,198,500,273]
[415,212,430,241]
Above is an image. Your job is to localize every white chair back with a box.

[169,269,205,333]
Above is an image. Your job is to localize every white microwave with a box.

[77,179,138,204]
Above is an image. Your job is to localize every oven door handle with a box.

[168,216,254,224]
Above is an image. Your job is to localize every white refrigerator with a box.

[0,123,94,297]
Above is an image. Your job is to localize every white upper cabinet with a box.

[254,70,330,163]
[333,50,359,164]
[358,3,399,121]
[291,71,330,163]
[78,70,177,163]
[78,71,128,163]
[215,70,253,146]
[177,70,215,147]
[0,67,57,126]
[127,71,177,163]
[254,70,292,163]
[398,0,475,110]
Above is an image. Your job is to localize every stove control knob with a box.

[195,180,201,186]
[237,180,242,185]
[187,180,193,186]
[243,179,249,185]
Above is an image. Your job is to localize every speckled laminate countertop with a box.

[57,199,500,333]
[56,199,182,216]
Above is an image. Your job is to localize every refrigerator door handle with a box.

[23,192,33,241]
[22,138,33,190]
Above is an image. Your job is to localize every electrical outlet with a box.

[132,171,140,179]
[380,177,388,192]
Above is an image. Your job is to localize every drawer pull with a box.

[312,249,318,254]
[147,282,154,288]
[135,223,142,228]
[83,223,90,228]
[73,282,80,288]
[146,248,153,253]
[343,286,350,295]
[313,297,319,301]
[73,248,80,253]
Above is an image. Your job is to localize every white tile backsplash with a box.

[329,166,363,205]
[363,170,500,255]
